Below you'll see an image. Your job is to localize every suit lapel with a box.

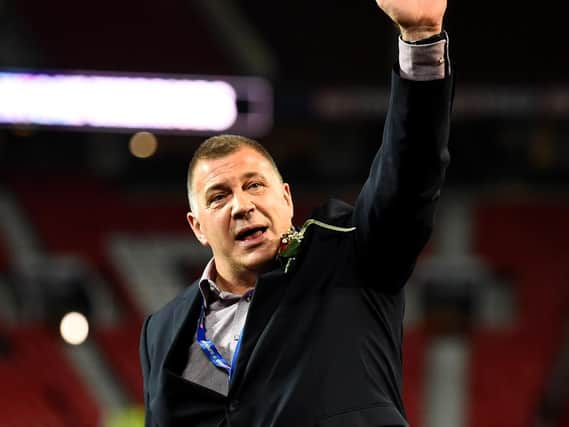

[162,264,294,395]
[163,282,202,375]
[173,283,201,336]
[229,266,289,393]
[155,282,228,422]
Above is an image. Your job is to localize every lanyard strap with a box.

[196,305,242,383]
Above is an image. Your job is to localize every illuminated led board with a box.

[0,71,272,136]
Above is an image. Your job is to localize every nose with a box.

[231,190,255,219]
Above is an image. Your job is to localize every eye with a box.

[208,193,227,206]
[248,181,264,190]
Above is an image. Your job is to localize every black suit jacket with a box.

[140,70,454,427]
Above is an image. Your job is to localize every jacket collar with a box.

[163,282,202,375]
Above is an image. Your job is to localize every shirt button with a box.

[229,399,240,411]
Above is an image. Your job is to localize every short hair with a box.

[187,134,282,211]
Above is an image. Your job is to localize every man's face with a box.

[187,146,294,279]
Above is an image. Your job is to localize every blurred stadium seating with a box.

[0,326,100,427]
[1,0,568,426]
[1,175,568,426]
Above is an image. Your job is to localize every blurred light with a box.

[59,311,89,345]
[129,131,158,158]
[0,72,238,132]
[313,86,569,120]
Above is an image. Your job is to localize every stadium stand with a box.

[471,199,569,427]
[10,175,190,317]
[3,172,569,426]
[0,326,101,427]
[96,322,145,404]
[12,0,231,75]
[469,329,556,427]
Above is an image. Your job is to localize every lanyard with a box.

[196,305,243,383]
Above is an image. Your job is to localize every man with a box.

[140,0,453,425]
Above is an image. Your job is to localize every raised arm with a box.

[352,0,452,291]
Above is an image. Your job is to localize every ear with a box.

[282,183,294,220]
[186,211,209,247]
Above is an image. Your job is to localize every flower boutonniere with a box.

[277,219,356,273]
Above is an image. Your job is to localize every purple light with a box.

[0,71,273,135]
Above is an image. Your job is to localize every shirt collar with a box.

[198,258,252,306]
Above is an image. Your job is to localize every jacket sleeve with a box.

[139,315,153,427]
[352,70,454,291]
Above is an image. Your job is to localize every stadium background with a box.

[0,0,568,426]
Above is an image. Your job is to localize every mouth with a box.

[235,226,269,242]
